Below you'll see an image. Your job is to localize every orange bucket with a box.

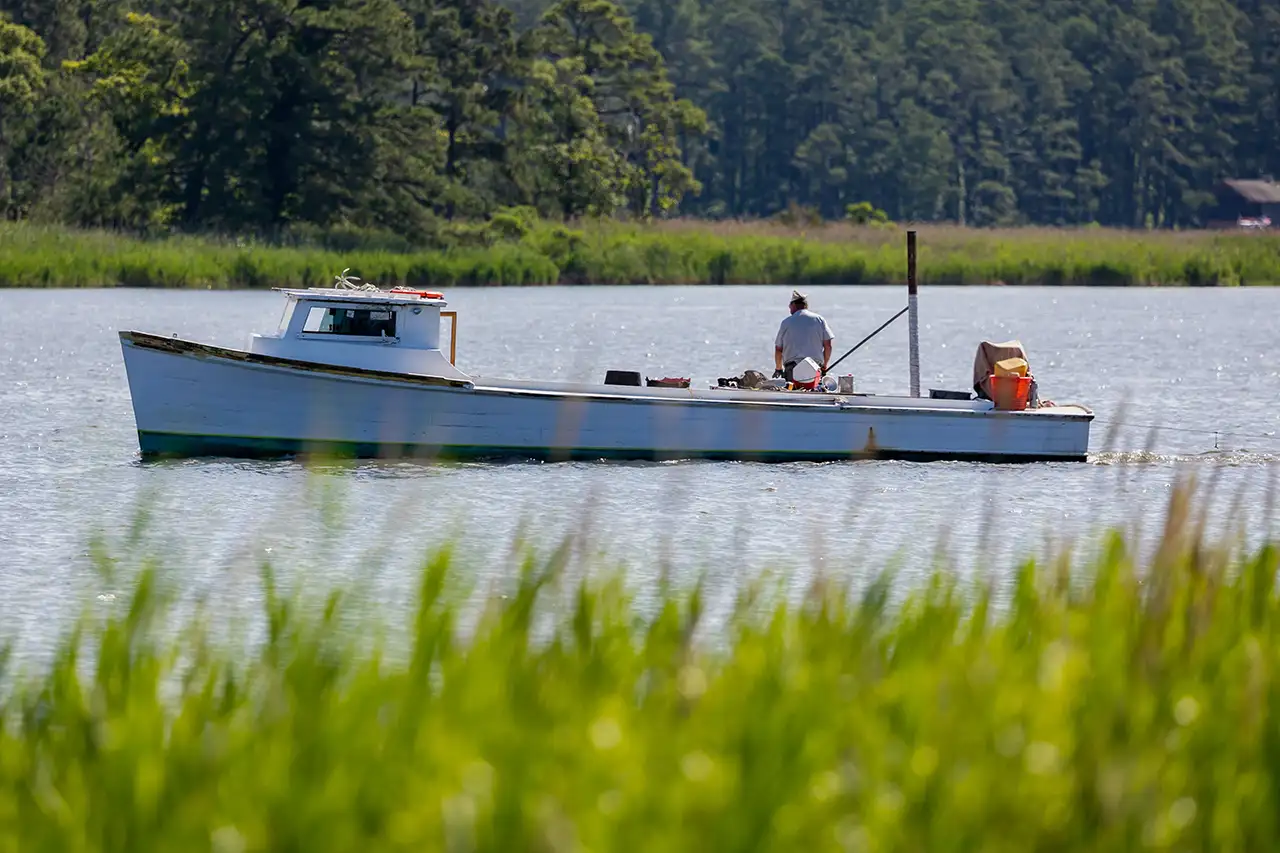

[989,374,1032,411]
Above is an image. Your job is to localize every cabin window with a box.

[276,301,297,334]
[302,306,397,338]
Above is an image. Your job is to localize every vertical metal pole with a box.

[441,311,458,364]
[907,230,920,398]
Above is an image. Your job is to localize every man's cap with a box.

[790,290,807,303]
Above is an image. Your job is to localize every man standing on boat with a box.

[773,290,834,381]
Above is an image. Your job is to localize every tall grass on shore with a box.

[0,224,560,290]
[5,484,1280,850]
[3,220,1279,288]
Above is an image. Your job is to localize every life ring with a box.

[389,287,444,300]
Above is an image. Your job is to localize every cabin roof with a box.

[273,287,448,307]
[1221,179,1280,203]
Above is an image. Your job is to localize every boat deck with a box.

[470,375,1093,419]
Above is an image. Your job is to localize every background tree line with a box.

[0,0,1276,236]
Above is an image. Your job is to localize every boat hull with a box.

[120,332,1093,463]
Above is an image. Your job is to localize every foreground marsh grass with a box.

[3,221,1279,287]
[5,484,1280,850]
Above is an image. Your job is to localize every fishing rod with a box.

[822,305,909,376]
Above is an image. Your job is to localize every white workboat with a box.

[118,277,1093,463]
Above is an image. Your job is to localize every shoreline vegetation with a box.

[3,0,1279,243]
[2,220,1279,289]
[6,485,1280,847]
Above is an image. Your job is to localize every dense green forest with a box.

[1,0,1277,239]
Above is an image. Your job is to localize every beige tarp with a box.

[973,340,1028,399]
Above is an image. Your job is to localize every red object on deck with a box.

[989,374,1032,411]
[388,287,444,300]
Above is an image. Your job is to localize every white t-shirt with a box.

[775,309,834,365]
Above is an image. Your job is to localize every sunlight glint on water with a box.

[1,285,1278,660]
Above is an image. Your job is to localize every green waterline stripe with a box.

[136,430,1088,464]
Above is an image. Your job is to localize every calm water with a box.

[2,285,1278,659]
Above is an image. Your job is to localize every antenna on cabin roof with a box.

[333,268,379,291]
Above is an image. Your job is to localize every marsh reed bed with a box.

[2,221,1278,288]
[3,482,1279,850]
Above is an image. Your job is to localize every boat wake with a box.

[1089,449,1280,467]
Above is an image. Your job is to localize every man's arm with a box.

[822,339,833,371]
[775,346,784,372]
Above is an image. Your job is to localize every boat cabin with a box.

[249,285,468,379]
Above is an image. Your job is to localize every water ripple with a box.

[1,285,1279,662]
